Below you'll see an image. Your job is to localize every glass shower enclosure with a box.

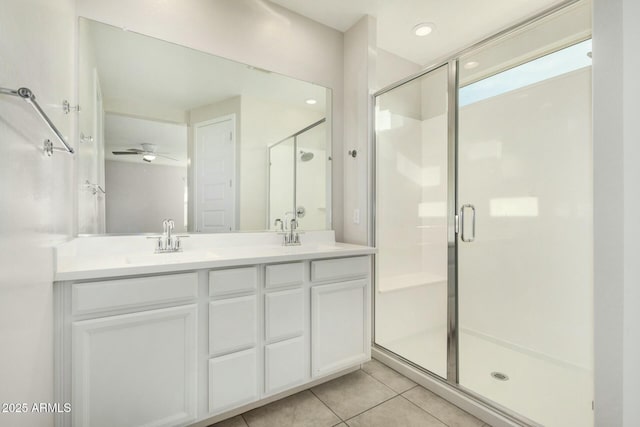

[372,2,593,426]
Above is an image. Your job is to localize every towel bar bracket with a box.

[62,100,80,114]
[0,86,75,155]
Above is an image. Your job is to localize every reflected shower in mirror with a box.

[77,18,332,234]
[268,119,329,231]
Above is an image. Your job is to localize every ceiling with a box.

[105,114,188,167]
[270,0,567,65]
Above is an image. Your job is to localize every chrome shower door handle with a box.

[460,204,476,242]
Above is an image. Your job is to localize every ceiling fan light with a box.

[143,154,156,162]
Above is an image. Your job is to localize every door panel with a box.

[457,40,593,427]
[195,117,235,232]
[311,280,367,377]
[373,65,449,378]
[72,305,197,427]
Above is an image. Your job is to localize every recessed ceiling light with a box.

[412,22,436,37]
[464,61,480,69]
[305,98,317,105]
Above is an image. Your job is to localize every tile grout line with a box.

[398,393,452,427]
[361,363,419,395]
[401,387,486,427]
[358,367,401,396]
[230,369,420,427]
[308,387,346,423]
[402,383,420,393]
[341,393,400,424]
[240,413,250,427]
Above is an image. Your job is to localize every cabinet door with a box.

[265,336,306,395]
[72,305,197,427]
[209,348,258,414]
[311,280,367,377]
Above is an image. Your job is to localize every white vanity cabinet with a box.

[55,253,371,427]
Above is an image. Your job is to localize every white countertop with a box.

[55,231,375,281]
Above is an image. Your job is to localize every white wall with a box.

[342,20,423,247]
[594,0,640,425]
[75,0,345,239]
[622,1,640,424]
[342,15,376,245]
[593,0,624,425]
[0,1,75,426]
[105,161,187,233]
[458,68,593,369]
[376,48,421,91]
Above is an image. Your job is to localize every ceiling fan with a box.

[111,143,178,163]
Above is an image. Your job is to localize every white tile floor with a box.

[211,360,490,427]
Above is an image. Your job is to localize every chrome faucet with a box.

[165,219,175,248]
[288,218,301,245]
[148,218,188,253]
[274,216,302,246]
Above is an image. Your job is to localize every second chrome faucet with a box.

[274,217,302,246]
[148,219,188,253]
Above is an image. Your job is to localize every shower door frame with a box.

[369,0,586,425]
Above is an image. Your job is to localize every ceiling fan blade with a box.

[155,154,179,161]
[112,151,141,155]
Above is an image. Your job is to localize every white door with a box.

[194,116,236,232]
[71,305,198,427]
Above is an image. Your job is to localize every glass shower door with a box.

[456,39,593,426]
[374,65,450,378]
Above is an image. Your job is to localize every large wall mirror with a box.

[77,18,332,235]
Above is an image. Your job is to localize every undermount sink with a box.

[125,251,219,265]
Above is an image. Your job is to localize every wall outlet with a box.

[353,208,360,224]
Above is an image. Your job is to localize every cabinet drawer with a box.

[265,288,304,343]
[311,256,369,282]
[209,295,257,356]
[209,267,257,297]
[209,348,258,414]
[72,273,198,315]
[265,336,306,394]
[265,262,304,289]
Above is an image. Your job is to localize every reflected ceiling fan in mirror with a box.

[111,143,178,163]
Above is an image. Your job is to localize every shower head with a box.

[299,151,314,162]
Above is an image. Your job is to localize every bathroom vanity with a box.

[53,231,374,427]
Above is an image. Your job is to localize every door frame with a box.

[192,114,237,232]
